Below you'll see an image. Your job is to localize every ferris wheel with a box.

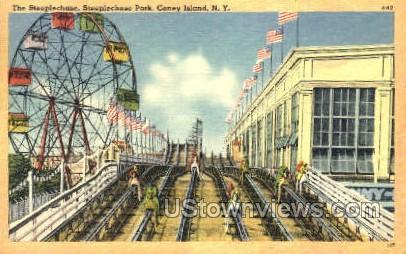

[8,13,138,185]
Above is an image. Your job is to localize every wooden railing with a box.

[9,163,118,241]
[305,168,394,241]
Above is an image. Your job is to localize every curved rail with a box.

[80,165,166,241]
[131,143,182,241]
[131,165,177,241]
[176,170,198,241]
[221,166,293,241]
[244,176,294,240]
[82,188,134,241]
[281,185,345,241]
[251,167,348,241]
[205,166,249,241]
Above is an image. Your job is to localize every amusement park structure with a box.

[9,13,141,188]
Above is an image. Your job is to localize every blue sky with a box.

[9,12,394,153]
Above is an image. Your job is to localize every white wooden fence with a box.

[9,162,118,241]
[306,168,394,241]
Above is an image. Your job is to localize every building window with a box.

[283,101,288,135]
[313,89,330,147]
[276,149,282,168]
[291,93,299,133]
[244,128,250,159]
[251,123,257,167]
[390,89,395,175]
[312,88,375,174]
[258,119,263,167]
[276,103,284,168]
[290,93,299,172]
[276,104,283,138]
[266,112,273,168]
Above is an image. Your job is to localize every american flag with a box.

[106,99,118,124]
[225,112,232,123]
[242,79,251,91]
[150,126,157,136]
[137,117,144,131]
[142,118,149,134]
[243,76,257,91]
[234,97,242,108]
[252,61,263,73]
[257,48,271,61]
[125,111,132,129]
[278,12,298,25]
[266,28,283,45]
[132,115,140,131]
[131,118,138,131]
[117,106,126,126]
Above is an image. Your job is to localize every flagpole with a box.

[141,116,144,156]
[245,92,248,112]
[280,25,284,64]
[296,14,300,48]
[255,76,258,97]
[130,111,133,155]
[115,100,118,143]
[270,44,273,76]
[249,86,252,105]
[135,117,138,155]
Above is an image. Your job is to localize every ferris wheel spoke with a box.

[82,65,133,101]
[78,43,106,96]
[44,28,92,98]
[59,30,97,97]
[81,110,107,146]
[116,66,132,87]
[12,134,32,155]
[47,30,105,100]
[30,47,75,100]
[40,34,81,99]
[16,49,52,99]
[60,32,81,98]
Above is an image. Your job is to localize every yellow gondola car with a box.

[103,41,130,63]
[9,113,29,133]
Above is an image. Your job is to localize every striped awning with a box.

[289,132,298,145]
[275,136,290,149]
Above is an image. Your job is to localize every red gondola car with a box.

[9,67,32,86]
[51,12,74,30]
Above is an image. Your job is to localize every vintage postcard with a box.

[0,0,405,253]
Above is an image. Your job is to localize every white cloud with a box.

[167,53,179,64]
[141,52,237,152]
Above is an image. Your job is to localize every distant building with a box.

[225,44,394,182]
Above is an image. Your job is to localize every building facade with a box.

[225,45,394,181]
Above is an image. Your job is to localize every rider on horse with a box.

[128,165,142,201]
[240,156,249,185]
[143,183,159,231]
[295,161,309,195]
[224,182,242,234]
[191,156,201,180]
[276,165,289,204]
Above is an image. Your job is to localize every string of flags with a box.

[106,96,166,140]
[225,12,298,124]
